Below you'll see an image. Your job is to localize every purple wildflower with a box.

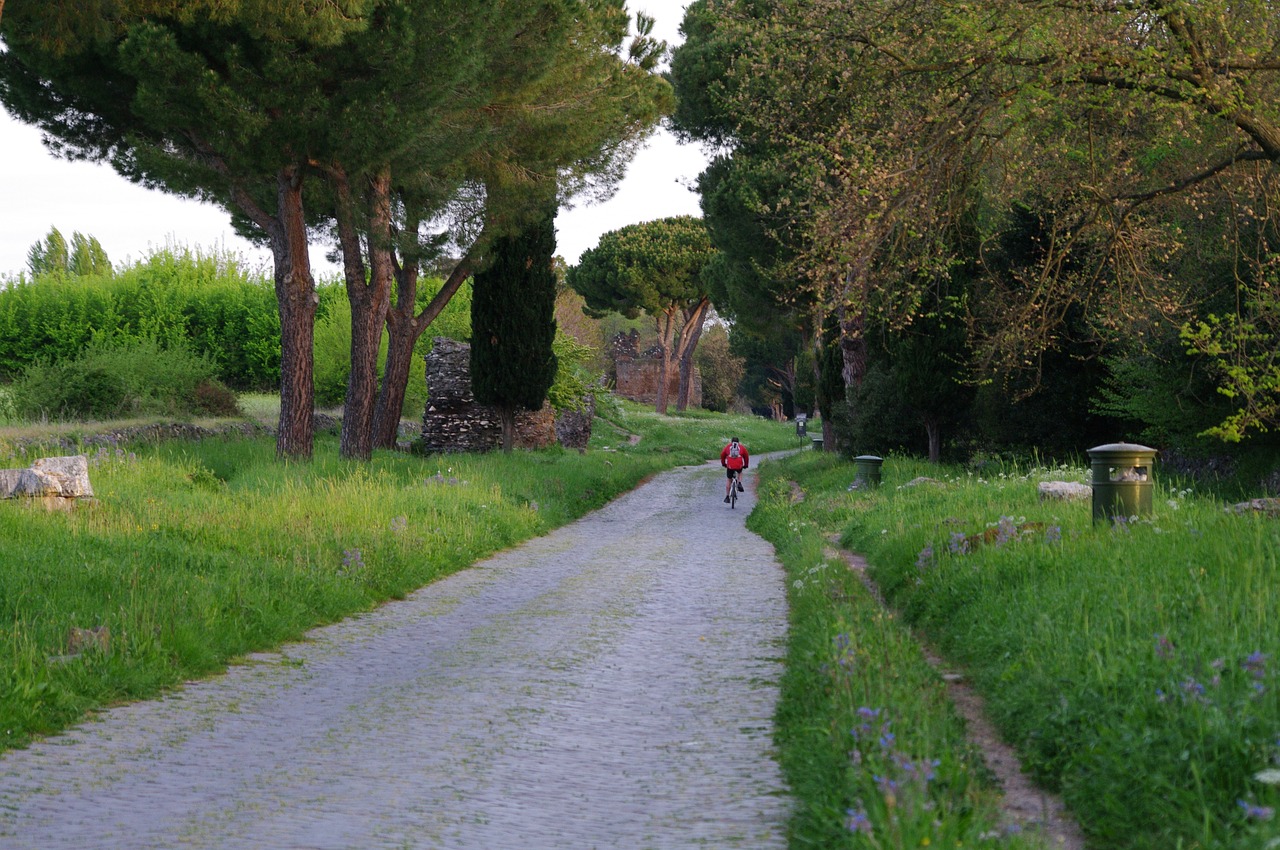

[1154,633,1175,660]
[916,545,935,570]
[1045,525,1062,543]
[994,516,1017,546]
[948,532,970,554]
[1242,651,1268,680]
[845,807,872,834]
[1238,800,1275,821]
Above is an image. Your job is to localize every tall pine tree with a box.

[470,197,558,453]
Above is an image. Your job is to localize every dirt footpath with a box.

[0,462,790,850]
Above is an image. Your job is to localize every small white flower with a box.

[792,579,805,590]
[1167,499,1180,510]
[1256,768,1280,786]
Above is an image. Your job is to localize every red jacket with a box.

[720,441,749,470]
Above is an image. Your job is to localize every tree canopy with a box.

[568,215,716,412]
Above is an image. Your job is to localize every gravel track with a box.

[0,461,791,849]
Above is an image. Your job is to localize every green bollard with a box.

[1088,443,1156,524]
[853,455,883,489]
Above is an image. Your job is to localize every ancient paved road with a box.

[0,460,791,849]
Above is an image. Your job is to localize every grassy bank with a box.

[0,401,796,753]
[755,451,1280,849]
[749,453,1047,849]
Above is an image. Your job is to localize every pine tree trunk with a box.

[372,254,475,448]
[654,308,678,415]
[675,297,709,411]
[270,166,317,460]
[336,167,393,460]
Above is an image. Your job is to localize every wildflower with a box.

[1154,634,1175,660]
[1243,651,1269,680]
[916,545,935,570]
[948,532,970,555]
[994,516,1017,546]
[1182,678,1206,699]
[1155,687,1168,703]
[857,707,882,720]
[1255,769,1280,786]
[390,516,408,533]
[341,549,365,572]
[1045,525,1062,543]
[845,806,872,834]
[873,774,899,792]
[1238,800,1275,821]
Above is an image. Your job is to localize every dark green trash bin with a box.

[853,455,883,489]
[1088,443,1156,524]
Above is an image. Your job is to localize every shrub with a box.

[7,338,227,421]
[193,380,241,417]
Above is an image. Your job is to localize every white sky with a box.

[0,1,705,280]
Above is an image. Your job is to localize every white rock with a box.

[1038,481,1091,502]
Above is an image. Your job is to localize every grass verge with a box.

[748,452,1048,849]
[762,451,1280,850]
[0,400,796,754]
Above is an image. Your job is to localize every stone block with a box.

[1038,481,1092,502]
[1,456,93,501]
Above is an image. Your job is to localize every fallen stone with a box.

[901,477,942,488]
[1227,497,1280,518]
[1038,481,1091,502]
[1,455,93,501]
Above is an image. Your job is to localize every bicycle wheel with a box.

[729,472,738,509]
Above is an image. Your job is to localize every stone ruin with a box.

[0,455,94,510]
[610,330,702,408]
[419,338,592,453]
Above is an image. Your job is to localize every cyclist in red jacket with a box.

[720,437,749,502]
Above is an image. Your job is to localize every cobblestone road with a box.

[0,461,791,849]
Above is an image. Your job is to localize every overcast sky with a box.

[0,1,705,280]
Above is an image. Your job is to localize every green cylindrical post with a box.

[853,455,883,489]
[1088,443,1156,524]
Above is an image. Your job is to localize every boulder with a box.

[1,456,93,500]
[1227,497,1280,518]
[1,456,93,511]
[1038,481,1092,502]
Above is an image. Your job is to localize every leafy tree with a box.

[470,197,559,452]
[69,232,111,277]
[26,227,69,279]
[568,215,715,413]
[694,322,744,413]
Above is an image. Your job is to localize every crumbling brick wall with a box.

[419,338,557,453]
[611,333,702,407]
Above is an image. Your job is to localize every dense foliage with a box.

[0,247,282,390]
[668,0,1280,468]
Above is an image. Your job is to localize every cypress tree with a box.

[470,199,558,452]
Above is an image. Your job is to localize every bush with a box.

[7,338,228,421]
